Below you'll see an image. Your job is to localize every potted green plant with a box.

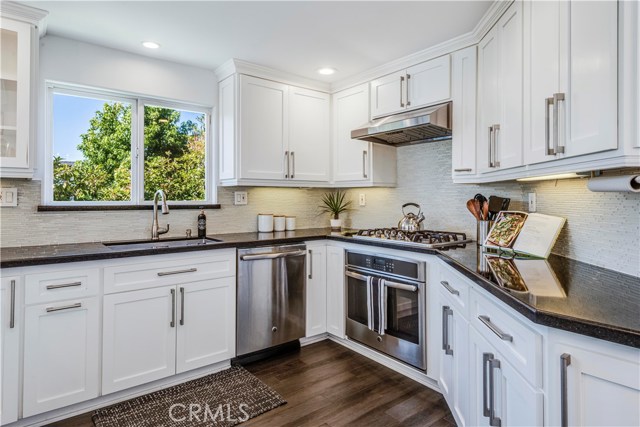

[320,189,351,231]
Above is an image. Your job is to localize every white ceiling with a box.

[24,1,493,82]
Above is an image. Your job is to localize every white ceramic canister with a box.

[257,213,274,233]
[274,215,286,232]
[285,216,296,231]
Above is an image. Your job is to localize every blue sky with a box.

[53,93,202,161]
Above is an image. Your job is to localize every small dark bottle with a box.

[197,208,206,238]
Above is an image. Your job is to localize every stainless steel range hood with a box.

[351,102,452,146]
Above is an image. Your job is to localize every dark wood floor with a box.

[48,340,454,427]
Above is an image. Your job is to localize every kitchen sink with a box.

[104,237,223,251]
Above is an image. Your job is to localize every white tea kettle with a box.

[398,203,425,231]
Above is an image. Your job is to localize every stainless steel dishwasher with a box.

[237,244,306,356]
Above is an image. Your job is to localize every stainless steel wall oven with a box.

[345,250,427,370]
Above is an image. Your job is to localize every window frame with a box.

[44,82,215,207]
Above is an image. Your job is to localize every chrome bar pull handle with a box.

[478,315,513,342]
[179,287,185,326]
[157,268,197,277]
[400,75,405,107]
[454,168,472,172]
[561,353,572,427]
[284,151,289,178]
[493,124,501,168]
[489,358,502,427]
[170,289,176,327]
[488,126,494,168]
[290,151,295,179]
[553,93,565,154]
[46,302,82,313]
[9,279,16,329]
[308,250,313,279]
[440,280,460,296]
[46,281,82,290]
[482,352,492,417]
[406,74,411,106]
[442,306,453,355]
[362,150,368,179]
[546,97,555,155]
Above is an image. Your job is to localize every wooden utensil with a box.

[482,202,489,220]
[473,199,482,220]
[467,199,481,220]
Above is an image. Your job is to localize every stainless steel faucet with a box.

[151,189,170,240]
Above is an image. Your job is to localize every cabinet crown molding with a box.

[215,58,331,93]
[0,1,48,36]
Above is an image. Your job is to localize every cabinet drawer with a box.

[471,289,542,387]
[438,268,470,317]
[104,250,236,294]
[25,268,99,305]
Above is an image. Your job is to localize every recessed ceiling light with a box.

[317,67,337,76]
[142,41,160,49]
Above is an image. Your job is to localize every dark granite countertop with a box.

[2,229,638,348]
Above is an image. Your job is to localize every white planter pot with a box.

[330,219,342,231]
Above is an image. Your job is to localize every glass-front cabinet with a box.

[0,13,38,177]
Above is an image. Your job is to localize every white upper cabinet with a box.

[451,46,478,177]
[370,55,451,119]
[0,17,33,177]
[524,0,618,164]
[332,84,397,187]
[288,87,330,182]
[239,75,290,181]
[477,1,524,173]
[219,74,330,186]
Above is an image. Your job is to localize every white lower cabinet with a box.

[176,277,235,374]
[325,245,345,338]
[102,286,177,394]
[103,277,235,394]
[468,326,543,427]
[1,276,20,424]
[23,297,100,417]
[439,289,470,426]
[306,244,327,337]
[547,330,640,427]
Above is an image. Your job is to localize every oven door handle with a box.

[345,271,419,292]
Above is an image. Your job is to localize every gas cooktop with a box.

[352,228,471,249]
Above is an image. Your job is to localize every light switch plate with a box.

[0,188,18,207]
[234,191,248,205]
[528,192,537,212]
[359,193,366,206]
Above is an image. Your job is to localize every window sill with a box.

[37,204,221,212]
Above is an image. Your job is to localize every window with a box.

[47,84,212,205]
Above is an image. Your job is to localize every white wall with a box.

[34,35,217,179]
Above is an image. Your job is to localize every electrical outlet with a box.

[0,188,18,207]
[528,192,537,212]
[234,191,248,205]
[359,193,366,206]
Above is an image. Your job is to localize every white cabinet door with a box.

[370,70,406,118]
[289,87,330,182]
[496,1,523,170]
[1,277,20,424]
[523,0,561,165]
[306,245,327,337]
[407,55,451,109]
[468,327,543,427]
[332,84,372,183]
[0,18,31,174]
[102,286,177,394]
[451,46,477,177]
[218,75,236,181]
[548,332,640,427]
[176,277,235,374]
[439,298,470,427]
[477,25,500,174]
[23,298,99,417]
[325,245,345,338]
[239,75,289,180]
[561,0,618,157]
